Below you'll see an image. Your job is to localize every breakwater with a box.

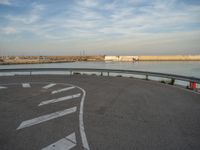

[104,55,200,61]
[1,55,200,65]
[0,56,104,65]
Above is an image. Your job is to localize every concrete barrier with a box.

[105,56,139,61]
[105,55,200,61]
[138,55,200,61]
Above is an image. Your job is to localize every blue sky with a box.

[0,0,200,56]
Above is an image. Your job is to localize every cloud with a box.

[96,0,200,36]
[77,0,99,8]
[0,0,200,55]
[3,0,200,39]
[1,27,18,34]
[5,3,45,24]
[6,14,39,24]
[0,0,11,5]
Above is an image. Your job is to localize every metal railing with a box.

[0,68,200,87]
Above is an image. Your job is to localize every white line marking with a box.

[39,93,81,106]
[41,132,76,150]
[51,87,75,94]
[78,87,90,150]
[0,86,7,89]
[43,83,56,89]
[67,132,76,144]
[2,82,90,149]
[22,83,31,88]
[17,107,77,130]
[0,73,15,76]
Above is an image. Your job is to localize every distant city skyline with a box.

[0,0,200,56]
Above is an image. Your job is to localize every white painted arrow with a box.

[51,87,75,94]
[39,93,81,106]
[17,107,77,130]
[43,83,56,89]
[22,83,31,88]
[0,86,7,89]
[41,132,76,150]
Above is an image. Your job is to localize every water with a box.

[0,61,200,78]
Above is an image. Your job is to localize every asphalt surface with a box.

[0,74,200,150]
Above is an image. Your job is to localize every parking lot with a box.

[0,75,200,150]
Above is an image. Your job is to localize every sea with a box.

[0,61,200,87]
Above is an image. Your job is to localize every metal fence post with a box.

[145,75,148,80]
[170,78,175,85]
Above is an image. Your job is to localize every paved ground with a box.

[0,74,200,150]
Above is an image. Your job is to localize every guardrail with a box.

[0,68,200,89]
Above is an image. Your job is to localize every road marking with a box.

[0,86,7,89]
[78,87,90,150]
[3,82,90,149]
[17,107,77,130]
[43,83,56,89]
[41,132,76,150]
[22,83,31,88]
[39,93,81,106]
[51,87,75,94]
[0,73,14,76]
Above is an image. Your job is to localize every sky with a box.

[0,0,200,56]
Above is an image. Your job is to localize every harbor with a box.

[1,0,200,149]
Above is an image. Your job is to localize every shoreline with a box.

[1,55,200,65]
